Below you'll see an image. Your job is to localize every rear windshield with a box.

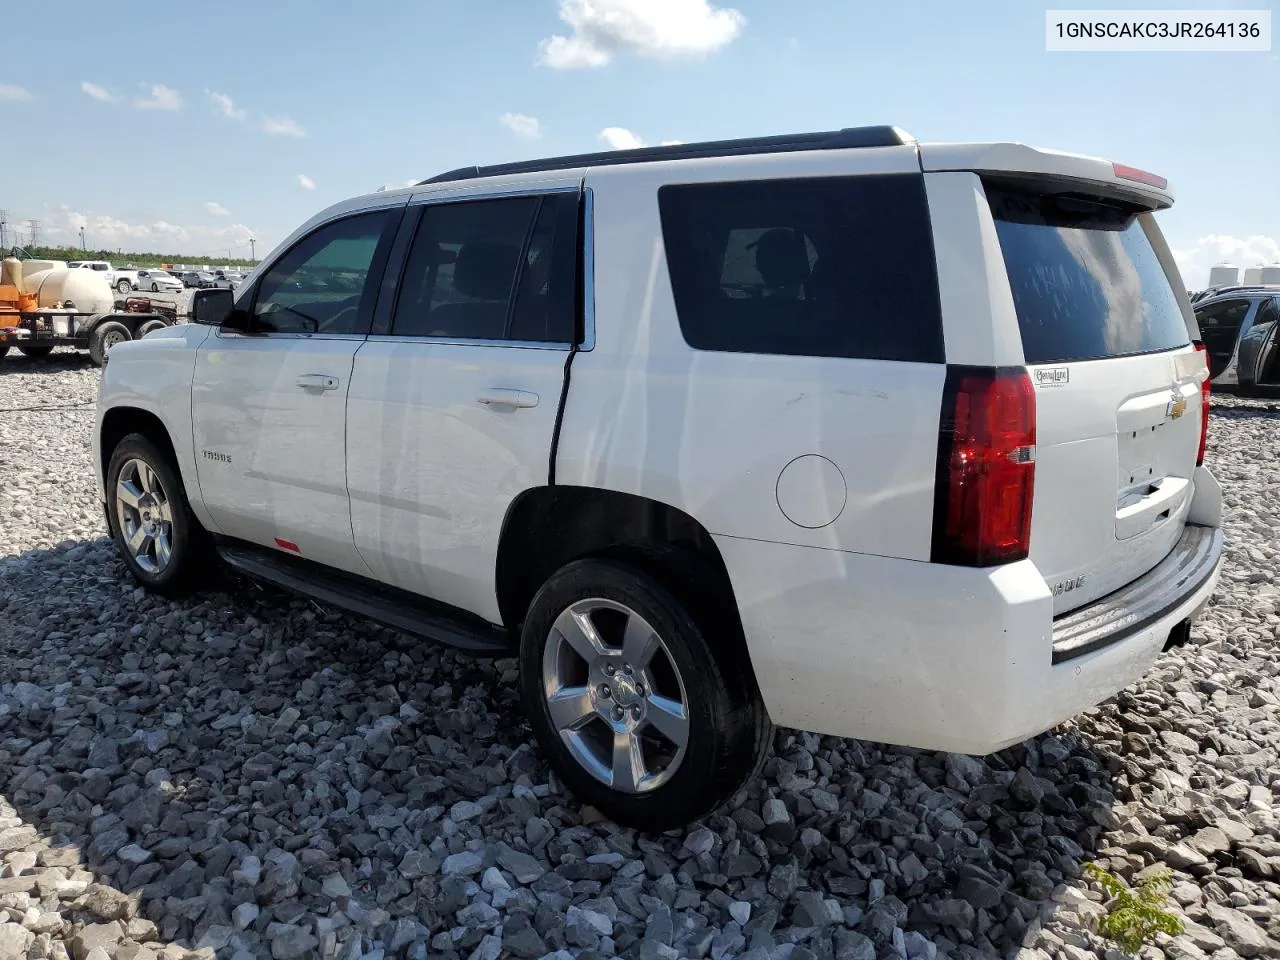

[658,174,944,363]
[986,185,1190,363]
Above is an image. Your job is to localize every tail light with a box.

[1194,342,1210,466]
[932,367,1037,566]
[1112,162,1168,190]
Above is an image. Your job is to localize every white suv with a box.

[94,126,1224,830]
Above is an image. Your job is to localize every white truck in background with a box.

[67,260,141,294]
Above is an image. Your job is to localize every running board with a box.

[215,539,511,655]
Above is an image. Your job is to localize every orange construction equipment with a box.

[0,256,39,318]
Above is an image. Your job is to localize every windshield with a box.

[986,184,1190,363]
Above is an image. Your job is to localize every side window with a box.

[390,193,579,344]
[1194,298,1251,332]
[252,210,395,335]
[1194,298,1254,378]
[1255,298,1280,328]
[658,174,944,363]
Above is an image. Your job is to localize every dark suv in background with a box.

[1193,287,1280,396]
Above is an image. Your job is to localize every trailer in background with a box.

[0,296,179,366]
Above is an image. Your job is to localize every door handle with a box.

[296,374,339,391]
[477,388,539,408]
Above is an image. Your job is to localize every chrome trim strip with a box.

[214,330,368,342]
[408,184,581,207]
[363,334,569,351]
[580,186,596,352]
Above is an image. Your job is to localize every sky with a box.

[1,0,1277,286]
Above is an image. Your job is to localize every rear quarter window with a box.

[986,184,1190,364]
[657,174,944,363]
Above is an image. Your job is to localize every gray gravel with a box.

[2,357,1278,960]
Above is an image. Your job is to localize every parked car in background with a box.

[1193,286,1280,396]
[94,126,1223,829]
[180,272,202,288]
[136,269,183,294]
[67,260,140,293]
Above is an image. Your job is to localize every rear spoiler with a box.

[919,142,1173,211]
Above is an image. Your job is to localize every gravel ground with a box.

[1,355,1278,960]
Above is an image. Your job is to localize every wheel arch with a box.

[495,485,760,696]
[99,406,181,485]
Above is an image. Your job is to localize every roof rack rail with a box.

[1201,284,1280,296]
[418,125,916,186]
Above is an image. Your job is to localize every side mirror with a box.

[191,287,248,330]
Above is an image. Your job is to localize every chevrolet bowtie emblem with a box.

[1167,393,1187,420]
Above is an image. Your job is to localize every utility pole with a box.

[24,220,39,248]
[79,226,87,251]
[249,237,256,263]
[0,210,8,250]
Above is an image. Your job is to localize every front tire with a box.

[519,558,771,831]
[105,433,210,595]
[116,279,132,293]
[150,282,159,293]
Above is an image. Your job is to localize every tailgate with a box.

[984,181,1206,614]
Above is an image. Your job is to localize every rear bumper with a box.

[717,506,1223,755]
[1051,524,1222,663]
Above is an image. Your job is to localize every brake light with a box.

[1112,162,1168,190]
[932,367,1037,566]
[1194,342,1210,466]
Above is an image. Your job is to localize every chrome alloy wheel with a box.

[115,458,174,574]
[541,598,690,793]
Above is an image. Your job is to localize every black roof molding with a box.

[419,125,916,186]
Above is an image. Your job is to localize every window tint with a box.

[1193,298,1253,377]
[657,174,944,363]
[252,210,394,335]
[987,185,1190,363]
[1255,298,1280,328]
[391,193,579,343]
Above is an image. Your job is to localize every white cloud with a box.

[207,90,246,121]
[660,139,684,146]
[499,113,542,139]
[297,174,316,191]
[263,116,306,137]
[46,209,257,253]
[0,84,33,101]
[1172,234,1280,289]
[204,202,230,217]
[81,82,115,102]
[538,0,746,68]
[134,83,182,111]
[600,126,645,150]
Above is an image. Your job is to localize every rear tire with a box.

[88,320,131,366]
[105,433,211,595]
[0,344,8,360]
[116,279,132,293]
[519,558,771,831]
[136,319,166,338]
[16,344,54,360]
